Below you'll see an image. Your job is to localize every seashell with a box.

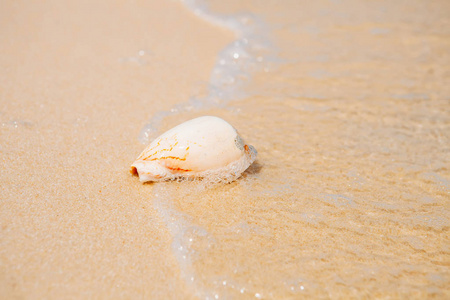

[130,116,257,183]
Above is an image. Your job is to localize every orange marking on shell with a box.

[140,140,181,161]
[166,166,192,172]
[137,139,162,160]
[151,156,187,161]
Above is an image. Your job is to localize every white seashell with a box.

[130,116,257,183]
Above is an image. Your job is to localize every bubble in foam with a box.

[131,116,257,184]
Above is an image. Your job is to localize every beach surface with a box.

[1,0,449,299]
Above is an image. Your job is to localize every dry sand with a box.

[0,0,232,298]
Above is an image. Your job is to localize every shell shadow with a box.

[243,160,263,176]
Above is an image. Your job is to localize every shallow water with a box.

[144,0,450,298]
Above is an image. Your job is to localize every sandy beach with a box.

[1,0,449,299]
